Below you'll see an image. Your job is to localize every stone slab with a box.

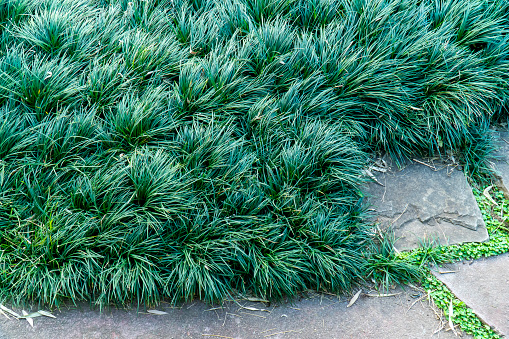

[432,254,509,337]
[0,288,468,339]
[492,131,509,199]
[363,159,489,251]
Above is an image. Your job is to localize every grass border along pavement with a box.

[399,187,509,339]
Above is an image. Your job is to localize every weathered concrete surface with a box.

[493,131,509,199]
[0,288,467,339]
[433,254,509,337]
[363,159,489,251]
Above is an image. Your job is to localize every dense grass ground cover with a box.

[0,0,508,307]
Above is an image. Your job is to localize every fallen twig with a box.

[390,204,409,226]
[237,304,271,313]
[264,329,303,337]
[406,294,427,313]
[364,292,401,297]
[239,311,266,318]
[205,307,224,312]
[413,159,436,170]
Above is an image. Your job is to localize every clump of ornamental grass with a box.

[0,0,508,307]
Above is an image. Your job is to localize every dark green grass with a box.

[0,0,508,307]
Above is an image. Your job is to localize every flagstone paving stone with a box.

[0,287,466,339]
[493,130,509,199]
[433,253,509,337]
[363,159,489,251]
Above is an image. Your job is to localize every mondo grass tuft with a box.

[0,0,508,308]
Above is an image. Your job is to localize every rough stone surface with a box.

[362,159,489,251]
[0,288,467,339]
[433,254,509,337]
[493,131,509,199]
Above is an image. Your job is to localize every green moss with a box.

[422,275,501,339]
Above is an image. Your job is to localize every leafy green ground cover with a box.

[0,0,509,307]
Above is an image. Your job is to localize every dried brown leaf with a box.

[37,310,56,318]
[0,305,21,318]
[19,312,43,319]
[147,310,168,315]
[347,289,362,307]
[245,297,269,303]
[22,310,34,328]
[483,185,499,206]
[448,300,457,337]
[363,169,384,186]
[0,309,10,319]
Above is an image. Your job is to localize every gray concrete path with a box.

[433,254,509,337]
[363,158,488,251]
[0,287,464,339]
